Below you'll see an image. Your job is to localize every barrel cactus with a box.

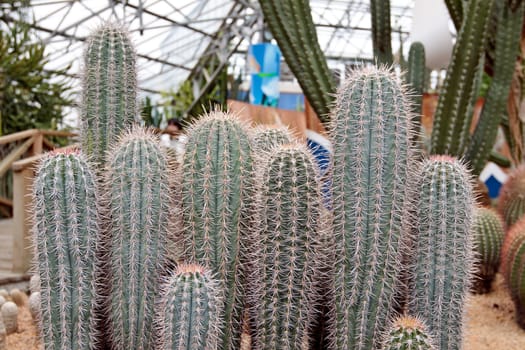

[104,127,172,350]
[498,165,525,228]
[471,206,505,293]
[329,66,418,349]
[157,264,222,350]
[32,151,101,349]
[381,315,435,350]
[408,155,474,350]
[251,142,324,349]
[251,125,295,153]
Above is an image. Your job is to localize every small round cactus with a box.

[29,292,40,322]
[498,165,525,228]
[9,289,26,307]
[471,207,505,293]
[1,301,18,334]
[0,291,7,300]
[29,275,40,294]
[382,315,435,350]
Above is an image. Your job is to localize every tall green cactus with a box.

[498,165,525,228]
[252,142,324,349]
[105,127,171,350]
[381,315,435,350]
[180,111,256,350]
[405,41,426,143]
[466,2,525,175]
[157,264,223,350]
[32,151,100,350]
[371,0,393,65]
[471,207,505,293]
[258,0,335,124]
[430,0,495,156]
[444,0,465,30]
[80,22,137,168]
[408,156,474,350]
[329,66,417,349]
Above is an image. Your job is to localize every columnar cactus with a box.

[105,127,171,350]
[157,264,222,350]
[180,111,256,350]
[251,125,295,153]
[32,151,100,349]
[471,207,505,293]
[405,41,425,143]
[408,156,474,350]
[1,301,18,335]
[329,66,418,349]
[498,165,525,228]
[252,142,324,349]
[430,0,495,156]
[80,22,137,168]
[381,315,435,350]
[371,0,393,65]
[444,0,465,30]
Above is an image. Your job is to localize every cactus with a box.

[251,142,324,349]
[466,2,525,175]
[252,125,295,153]
[381,315,435,350]
[405,41,426,143]
[371,0,393,65]
[471,207,505,293]
[80,22,137,169]
[181,111,256,350]
[408,156,474,350]
[329,66,418,349]
[29,275,40,294]
[430,0,495,156]
[157,264,222,350]
[104,127,171,350]
[444,0,465,30]
[257,0,335,124]
[0,297,5,309]
[1,301,17,335]
[9,289,25,307]
[32,151,100,349]
[498,165,525,228]
[29,292,40,322]
[501,217,525,329]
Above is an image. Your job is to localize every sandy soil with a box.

[6,274,525,349]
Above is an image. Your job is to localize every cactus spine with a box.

[466,2,525,175]
[157,264,222,350]
[181,111,256,350]
[81,23,137,168]
[329,66,417,349]
[408,156,474,350]
[430,0,495,156]
[381,315,435,350]
[471,207,505,293]
[257,0,335,123]
[371,0,393,65]
[32,152,100,349]
[252,143,323,349]
[498,165,525,228]
[105,128,171,349]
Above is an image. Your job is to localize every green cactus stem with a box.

[430,0,495,156]
[105,127,171,350]
[466,2,525,176]
[405,41,426,144]
[81,22,137,169]
[371,0,393,65]
[381,315,435,350]
[252,142,324,349]
[471,207,505,293]
[498,165,525,228]
[444,0,465,30]
[180,111,256,350]
[408,155,474,350]
[157,264,222,350]
[32,151,100,349]
[329,66,418,350]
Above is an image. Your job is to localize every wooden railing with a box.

[0,129,77,274]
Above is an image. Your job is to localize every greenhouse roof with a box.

[1,0,417,97]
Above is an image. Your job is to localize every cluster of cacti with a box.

[329,66,417,349]
[381,315,435,350]
[498,165,525,228]
[156,264,222,349]
[251,142,324,349]
[408,156,474,350]
[257,0,335,123]
[471,207,505,293]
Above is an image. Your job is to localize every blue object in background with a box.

[248,43,281,107]
[479,162,509,198]
[306,130,332,208]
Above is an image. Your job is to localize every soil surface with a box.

[6,273,525,349]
